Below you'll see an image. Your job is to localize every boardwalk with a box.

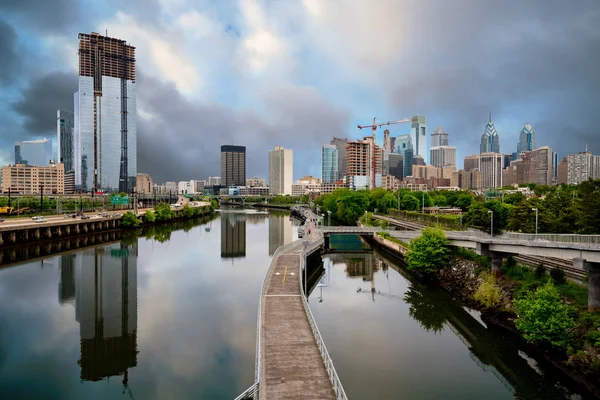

[259,241,336,400]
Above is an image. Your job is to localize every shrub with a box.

[550,267,567,285]
[505,256,517,269]
[405,228,451,275]
[121,211,140,227]
[155,202,175,221]
[473,273,503,308]
[182,205,194,218]
[514,281,576,352]
[143,210,156,223]
[535,264,546,279]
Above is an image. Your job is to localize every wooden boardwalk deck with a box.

[259,241,336,400]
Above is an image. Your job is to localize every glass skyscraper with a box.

[321,144,338,183]
[410,115,427,164]
[14,138,53,166]
[74,33,136,193]
[517,123,536,155]
[57,110,74,172]
[220,145,246,187]
[480,112,500,154]
[395,134,414,177]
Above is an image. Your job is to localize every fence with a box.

[389,209,464,230]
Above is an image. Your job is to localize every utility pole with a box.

[40,184,44,214]
[532,207,538,235]
[422,192,425,214]
[488,210,493,237]
[7,188,11,207]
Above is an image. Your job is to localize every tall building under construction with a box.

[74,32,137,193]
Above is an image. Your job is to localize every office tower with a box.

[246,177,266,187]
[346,136,383,189]
[382,150,390,175]
[75,242,137,381]
[268,214,292,256]
[557,157,568,185]
[532,146,553,186]
[456,169,483,190]
[74,32,136,193]
[410,115,427,164]
[389,153,403,180]
[430,146,456,168]
[321,144,339,184]
[14,138,53,167]
[517,123,536,155]
[135,173,153,194]
[395,134,413,177]
[480,112,500,154]
[552,152,559,179]
[65,170,75,194]
[269,146,293,195]
[464,154,480,172]
[412,155,425,166]
[383,129,392,153]
[330,137,348,180]
[1,163,65,194]
[503,154,513,170]
[430,126,449,147]
[479,152,503,188]
[221,213,246,258]
[567,151,594,184]
[220,145,246,187]
[57,110,74,172]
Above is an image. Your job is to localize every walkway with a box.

[259,239,336,400]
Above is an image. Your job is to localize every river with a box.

[0,210,590,399]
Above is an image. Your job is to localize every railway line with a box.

[513,255,585,281]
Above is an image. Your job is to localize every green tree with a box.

[155,202,175,221]
[182,205,194,218]
[335,191,369,225]
[473,273,502,308]
[506,200,535,232]
[464,202,490,230]
[400,193,420,211]
[405,228,451,275]
[121,211,140,227]
[143,210,156,223]
[368,188,388,212]
[455,193,474,211]
[377,193,398,214]
[514,281,576,352]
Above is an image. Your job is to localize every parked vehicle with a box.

[35,218,47,223]
[80,215,91,220]
[31,216,42,221]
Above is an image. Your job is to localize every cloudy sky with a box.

[0,0,598,183]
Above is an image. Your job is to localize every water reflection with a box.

[220,213,247,259]
[58,254,76,304]
[268,214,292,255]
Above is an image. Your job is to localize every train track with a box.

[514,255,585,281]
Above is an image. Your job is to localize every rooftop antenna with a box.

[106,29,108,37]
[489,110,492,123]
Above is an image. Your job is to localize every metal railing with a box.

[233,382,259,400]
[319,226,381,233]
[300,245,348,400]
[498,232,600,246]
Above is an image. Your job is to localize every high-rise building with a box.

[269,146,293,195]
[321,144,338,184]
[410,115,427,164]
[14,138,53,167]
[412,155,425,166]
[389,153,403,180]
[57,110,74,172]
[464,154,480,172]
[567,151,597,185]
[532,146,553,186]
[220,145,246,187]
[74,32,137,193]
[455,169,483,190]
[480,112,500,154]
[135,173,153,194]
[557,157,568,185]
[430,126,449,147]
[346,136,383,189]
[395,134,413,177]
[430,146,456,168]
[552,152,559,180]
[479,152,503,188]
[517,123,536,156]
[330,137,347,180]
[65,170,75,194]
[1,163,65,194]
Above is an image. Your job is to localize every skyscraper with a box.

[269,146,293,195]
[321,144,338,184]
[430,126,449,147]
[220,145,246,187]
[532,146,553,186]
[480,112,500,154]
[479,152,503,188]
[517,123,536,156]
[430,146,456,168]
[330,137,347,180]
[410,115,427,164]
[74,32,137,193]
[346,136,383,189]
[14,138,53,166]
[57,110,74,172]
[388,153,403,180]
[395,134,413,177]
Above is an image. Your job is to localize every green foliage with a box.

[399,194,420,211]
[473,273,503,308]
[377,193,398,214]
[535,264,546,279]
[405,228,451,275]
[155,202,176,221]
[143,210,156,223]
[464,202,491,231]
[121,211,140,227]
[181,205,194,218]
[377,231,408,246]
[455,247,491,267]
[455,193,474,211]
[514,281,577,352]
[550,267,567,284]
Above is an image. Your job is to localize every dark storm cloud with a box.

[387,0,600,160]
[137,73,350,182]
[0,19,21,85]
[12,71,78,135]
[0,0,80,33]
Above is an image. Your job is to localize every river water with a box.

[0,210,590,399]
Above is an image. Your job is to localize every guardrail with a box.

[300,243,348,400]
[499,232,600,245]
[319,226,381,233]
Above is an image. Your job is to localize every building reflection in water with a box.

[221,213,247,259]
[268,214,292,256]
[61,241,138,386]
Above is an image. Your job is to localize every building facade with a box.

[517,123,536,155]
[479,152,503,189]
[395,134,413,177]
[74,32,137,193]
[1,163,65,194]
[269,146,293,195]
[246,177,266,187]
[430,145,456,168]
[430,126,449,147]
[567,151,600,185]
[57,110,74,172]
[388,153,403,180]
[346,137,382,189]
[64,170,75,194]
[410,115,428,164]
[330,137,347,181]
[321,144,339,184]
[135,173,153,194]
[208,176,221,186]
[220,145,246,187]
[14,138,53,167]
[532,146,553,186]
[480,113,500,154]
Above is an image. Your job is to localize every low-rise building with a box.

[136,173,153,194]
[1,163,65,194]
[246,177,266,187]
[64,170,75,194]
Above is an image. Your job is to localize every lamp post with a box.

[488,210,493,237]
[532,207,538,235]
[327,210,331,227]
[422,192,425,214]
[40,185,44,214]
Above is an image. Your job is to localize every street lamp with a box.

[421,192,425,214]
[327,210,331,227]
[488,210,493,237]
[532,207,538,235]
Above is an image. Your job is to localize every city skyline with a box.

[0,1,598,182]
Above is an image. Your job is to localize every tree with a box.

[143,210,156,223]
[155,202,175,221]
[455,193,474,211]
[464,202,490,230]
[473,273,502,308]
[182,205,194,218]
[514,281,576,352]
[121,211,140,227]
[506,200,535,232]
[368,188,388,211]
[377,193,398,214]
[400,194,420,211]
[405,228,451,275]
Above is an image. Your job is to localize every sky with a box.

[0,0,599,183]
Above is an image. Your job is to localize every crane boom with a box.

[357,117,411,130]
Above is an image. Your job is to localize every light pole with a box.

[532,207,538,235]
[421,192,425,214]
[327,210,331,227]
[488,210,493,237]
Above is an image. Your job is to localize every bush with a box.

[182,205,194,218]
[405,228,451,275]
[474,273,503,308]
[143,210,156,223]
[155,202,175,221]
[514,281,576,352]
[550,267,567,285]
[121,211,140,227]
[505,256,517,269]
[535,264,546,279]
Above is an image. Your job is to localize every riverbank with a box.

[370,232,600,398]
